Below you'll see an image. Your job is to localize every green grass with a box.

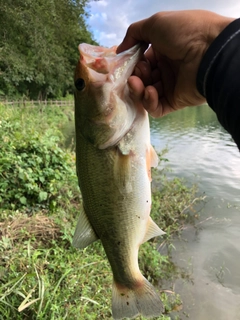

[0,103,202,319]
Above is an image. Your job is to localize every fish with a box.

[72,43,165,319]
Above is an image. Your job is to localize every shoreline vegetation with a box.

[0,102,203,319]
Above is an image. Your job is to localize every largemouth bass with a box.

[73,43,165,319]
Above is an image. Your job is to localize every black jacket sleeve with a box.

[197,18,240,150]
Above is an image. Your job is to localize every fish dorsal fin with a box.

[142,217,165,244]
[150,145,158,168]
[72,205,99,249]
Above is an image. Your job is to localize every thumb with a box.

[117,18,149,53]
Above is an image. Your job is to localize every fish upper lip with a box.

[80,43,143,80]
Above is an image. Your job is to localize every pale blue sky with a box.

[87,0,240,47]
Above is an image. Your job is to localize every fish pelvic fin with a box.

[150,144,159,168]
[112,277,163,319]
[142,217,165,244]
[146,145,159,182]
[72,205,99,249]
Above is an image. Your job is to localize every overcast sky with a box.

[87,0,240,47]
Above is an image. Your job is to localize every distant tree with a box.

[0,0,97,99]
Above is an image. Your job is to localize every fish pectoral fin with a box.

[150,145,159,168]
[142,217,165,243]
[72,205,99,249]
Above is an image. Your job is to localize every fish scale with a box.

[77,135,146,239]
[77,138,147,284]
[73,43,165,319]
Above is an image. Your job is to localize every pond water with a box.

[151,105,240,320]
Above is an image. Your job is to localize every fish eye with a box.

[75,78,85,91]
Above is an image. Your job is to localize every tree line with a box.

[0,0,97,99]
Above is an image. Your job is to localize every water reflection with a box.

[150,104,240,320]
[151,105,240,202]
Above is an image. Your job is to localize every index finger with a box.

[117,18,150,53]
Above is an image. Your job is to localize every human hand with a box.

[117,10,234,117]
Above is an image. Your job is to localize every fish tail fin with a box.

[112,277,163,319]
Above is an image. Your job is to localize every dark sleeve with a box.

[197,18,240,150]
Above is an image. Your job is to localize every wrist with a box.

[197,17,239,98]
[205,15,235,48]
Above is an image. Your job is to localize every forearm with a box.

[197,18,240,149]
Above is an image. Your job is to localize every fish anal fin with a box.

[112,276,163,319]
[72,205,99,249]
[142,217,165,244]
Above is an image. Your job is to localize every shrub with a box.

[0,119,77,210]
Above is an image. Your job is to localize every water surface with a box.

[151,105,240,320]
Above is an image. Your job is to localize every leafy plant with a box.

[0,112,77,211]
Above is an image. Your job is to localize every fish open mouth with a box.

[79,44,117,74]
[75,43,146,149]
[79,43,144,82]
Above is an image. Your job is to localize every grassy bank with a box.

[0,103,200,319]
